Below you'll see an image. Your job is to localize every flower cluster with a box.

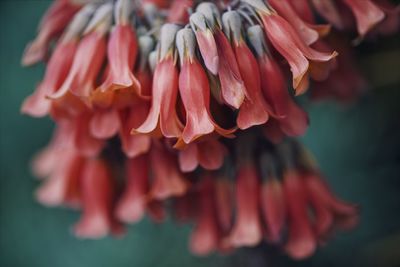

[21,0,397,260]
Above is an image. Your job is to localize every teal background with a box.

[0,1,399,266]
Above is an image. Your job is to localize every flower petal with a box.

[116,155,149,223]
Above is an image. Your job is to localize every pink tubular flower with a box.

[259,55,309,137]
[178,138,227,172]
[269,0,324,45]
[228,163,263,247]
[36,148,83,208]
[176,28,234,144]
[74,159,121,239]
[21,40,77,117]
[283,171,316,260]
[214,176,233,235]
[247,25,309,137]
[116,155,149,223]
[22,0,382,260]
[21,5,96,117]
[134,24,183,138]
[72,112,105,157]
[190,12,219,75]
[260,179,286,243]
[222,11,274,129]
[214,29,246,109]
[304,172,359,239]
[343,0,385,37]
[50,4,112,99]
[189,175,219,255]
[244,0,337,94]
[119,103,151,158]
[21,0,81,66]
[89,108,120,140]
[31,123,74,179]
[195,3,246,109]
[149,141,188,200]
[99,0,141,94]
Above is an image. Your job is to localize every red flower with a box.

[189,175,220,255]
[72,112,105,157]
[89,108,120,139]
[149,141,188,199]
[215,176,233,235]
[194,3,246,108]
[119,103,151,158]
[222,11,275,129]
[269,0,328,45]
[247,25,309,137]
[35,148,83,208]
[98,0,141,94]
[176,28,234,144]
[260,179,286,243]
[244,0,337,93]
[190,11,219,75]
[21,40,77,117]
[134,24,183,138]
[178,138,227,172]
[21,5,97,117]
[228,163,263,247]
[50,4,112,99]
[283,171,316,260]
[304,172,359,239]
[21,0,81,66]
[74,159,123,239]
[343,0,385,36]
[116,155,149,223]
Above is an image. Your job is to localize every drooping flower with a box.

[175,28,234,144]
[195,3,247,109]
[283,170,317,259]
[178,138,227,172]
[134,23,183,138]
[247,25,309,137]
[222,10,275,129]
[20,0,392,261]
[189,174,220,255]
[21,5,95,117]
[98,0,141,95]
[116,155,149,223]
[74,158,122,239]
[228,158,263,247]
[149,141,188,199]
[22,0,81,66]
[36,148,84,207]
[243,0,337,94]
[50,3,111,99]
[342,0,385,37]
[268,0,329,45]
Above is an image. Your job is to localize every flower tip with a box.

[21,40,46,66]
[73,215,109,239]
[115,200,145,224]
[20,96,50,118]
[285,238,317,260]
[189,232,216,256]
[35,186,62,207]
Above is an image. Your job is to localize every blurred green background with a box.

[0,1,399,267]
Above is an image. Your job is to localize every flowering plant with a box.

[21,0,398,260]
